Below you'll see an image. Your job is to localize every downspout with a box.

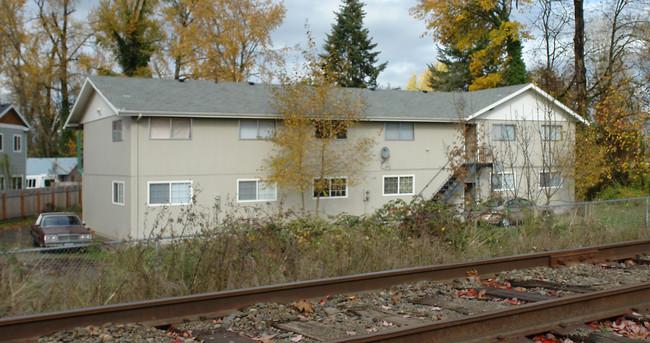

[76,128,83,174]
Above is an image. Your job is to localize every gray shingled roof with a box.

[69,76,532,125]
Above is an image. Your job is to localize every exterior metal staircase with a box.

[433,162,492,203]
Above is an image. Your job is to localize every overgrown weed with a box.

[0,197,648,317]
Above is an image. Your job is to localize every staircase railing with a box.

[417,160,451,197]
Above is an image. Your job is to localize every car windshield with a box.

[42,215,81,226]
[483,199,504,207]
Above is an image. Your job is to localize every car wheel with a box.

[500,217,511,227]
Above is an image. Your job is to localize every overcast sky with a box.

[269,0,436,89]
[73,0,545,89]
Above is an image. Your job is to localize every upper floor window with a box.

[385,122,414,141]
[112,119,123,142]
[148,181,192,205]
[150,118,191,140]
[539,172,561,188]
[383,175,414,195]
[491,124,515,141]
[314,120,347,139]
[13,135,21,152]
[313,177,347,198]
[0,133,3,151]
[239,119,275,139]
[541,125,562,141]
[492,172,515,191]
[237,179,277,202]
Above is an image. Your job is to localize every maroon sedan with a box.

[31,213,93,247]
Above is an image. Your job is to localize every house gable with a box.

[0,104,31,131]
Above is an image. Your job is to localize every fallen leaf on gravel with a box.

[382,320,393,326]
[381,305,392,310]
[466,269,480,281]
[294,300,314,313]
[252,335,276,342]
[346,331,357,336]
[289,334,303,342]
[367,327,378,332]
[430,306,443,311]
[477,289,487,299]
[390,292,401,304]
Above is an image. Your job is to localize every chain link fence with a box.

[0,197,648,317]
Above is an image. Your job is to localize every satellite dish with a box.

[381,147,390,160]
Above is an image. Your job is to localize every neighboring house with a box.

[0,104,30,190]
[26,157,80,188]
[64,76,586,240]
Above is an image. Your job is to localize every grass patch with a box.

[0,198,648,317]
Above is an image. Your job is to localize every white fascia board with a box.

[466,84,588,125]
[64,78,121,129]
[0,123,30,131]
[0,105,32,130]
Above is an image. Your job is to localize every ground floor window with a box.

[237,179,277,202]
[112,181,124,205]
[539,172,561,188]
[26,178,36,188]
[11,176,22,189]
[492,172,515,191]
[148,181,192,205]
[313,177,347,198]
[383,175,414,195]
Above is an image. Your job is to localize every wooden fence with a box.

[0,184,82,220]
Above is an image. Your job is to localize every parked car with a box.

[31,212,93,247]
[479,198,551,226]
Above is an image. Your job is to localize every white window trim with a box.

[148,118,193,140]
[541,124,562,141]
[385,122,415,141]
[492,124,516,141]
[112,181,125,205]
[312,177,348,199]
[112,119,123,142]
[236,179,277,202]
[13,134,21,152]
[238,119,275,140]
[147,180,193,206]
[539,171,562,189]
[491,172,516,191]
[382,175,415,196]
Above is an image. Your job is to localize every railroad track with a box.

[2,239,649,342]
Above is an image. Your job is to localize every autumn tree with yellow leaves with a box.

[262,38,376,212]
[410,0,529,91]
[174,0,286,82]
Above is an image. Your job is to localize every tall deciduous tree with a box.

[160,0,196,79]
[90,0,162,77]
[179,0,286,82]
[262,37,376,212]
[411,0,529,90]
[321,0,387,88]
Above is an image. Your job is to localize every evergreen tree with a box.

[321,0,387,88]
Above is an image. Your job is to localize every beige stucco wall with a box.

[473,89,577,206]
[80,93,132,240]
[125,118,457,238]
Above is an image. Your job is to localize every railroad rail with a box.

[1,239,649,342]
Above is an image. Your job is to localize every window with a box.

[383,175,414,195]
[237,179,277,202]
[112,120,123,142]
[0,133,3,151]
[541,125,562,141]
[13,135,21,152]
[313,177,347,198]
[385,122,414,140]
[239,120,275,139]
[26,179,36,188]
[148,181,192,205]
[150,118,191,139]
[491,124,515,141]
[112,181,124,205]
[11,177,22,190]
[314,120,347,139]
[492,172,515,191]
[539,172,561,188]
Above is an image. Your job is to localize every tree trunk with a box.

[573,0,587,117]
